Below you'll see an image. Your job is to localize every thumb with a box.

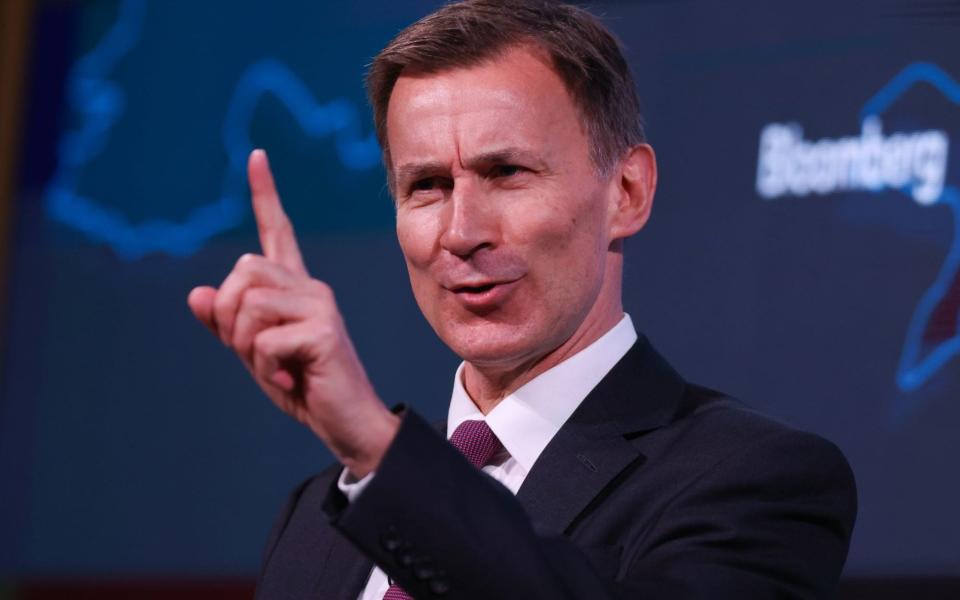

[188,286,219,337]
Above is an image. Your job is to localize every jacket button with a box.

[396,545,417,567]
[413,559,435,581]
[380,527,401,552]
[429,579,450,595]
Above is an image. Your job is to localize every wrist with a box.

[341,408,401,479]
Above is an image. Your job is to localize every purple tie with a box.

[382,420,502,599]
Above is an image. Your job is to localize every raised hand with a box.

[187,149,399,478]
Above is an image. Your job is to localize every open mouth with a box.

[445,277,523,307]
[454,283,498,294]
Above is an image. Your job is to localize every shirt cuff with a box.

[336,466,376,502]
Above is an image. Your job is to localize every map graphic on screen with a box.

[43,0,381,260]
[756,63,960,394]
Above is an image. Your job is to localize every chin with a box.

[439,319,555,368]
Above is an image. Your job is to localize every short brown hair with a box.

[367,0,645,182]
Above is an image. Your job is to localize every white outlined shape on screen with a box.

[43,0,381,260]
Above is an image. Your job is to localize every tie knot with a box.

[449,420,501,469]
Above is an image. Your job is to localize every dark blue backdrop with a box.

[2,0,958,579]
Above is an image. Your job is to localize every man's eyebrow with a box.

[393,148,544,188]
[394,161,448,188]
[462,147,541,170]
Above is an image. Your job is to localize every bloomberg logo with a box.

[757,116,949,205]
[754,62,960,399]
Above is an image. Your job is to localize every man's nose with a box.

[439,178,497,258]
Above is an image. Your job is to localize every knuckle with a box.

[314,323,334,342]
[276,217,294,235]
[252,329,273,355]
[309,279,335,301]
[240,286,266,310]
[236,252,260,270]
[212,290,230,318]
[312,322,340,351]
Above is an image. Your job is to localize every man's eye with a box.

[492,164,524,178]
[412,178,437,191]
[409,176,452,194]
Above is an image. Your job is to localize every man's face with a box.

[390,46,619,369]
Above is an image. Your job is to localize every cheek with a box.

[396,210,436,269]
[518,195,609,303]
[521,193,608,266]
[396,210,444,319]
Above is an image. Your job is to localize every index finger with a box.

[248,149,307,275]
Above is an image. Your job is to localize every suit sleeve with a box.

[322,409,856,600]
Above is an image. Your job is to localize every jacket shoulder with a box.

[663,383,852,474]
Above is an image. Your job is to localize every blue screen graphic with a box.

[44,0,381,260]
[758,61,960,396]
[3,0,959,580]
[862,64,960,393]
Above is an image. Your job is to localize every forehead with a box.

[385,46,589,175]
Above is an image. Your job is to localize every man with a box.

[188,1,856,598]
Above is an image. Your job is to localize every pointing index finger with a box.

[249,149,307,275]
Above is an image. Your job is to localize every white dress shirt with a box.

[339,314,638,600]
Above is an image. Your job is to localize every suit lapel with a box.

[515,336,685,535]
[312,419,451,599]
[312,479,375,600]
[307,338,684,595]
[312,527,373,600]
[514,420,640,535]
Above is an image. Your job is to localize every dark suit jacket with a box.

[256,336,857,599]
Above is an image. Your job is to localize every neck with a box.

[462,257,624,414]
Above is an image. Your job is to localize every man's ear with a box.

[608,144,657,241]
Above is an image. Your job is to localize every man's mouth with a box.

[446,278,522,309]
[451,283,498,294]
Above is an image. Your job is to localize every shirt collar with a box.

[447,314,638,475]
